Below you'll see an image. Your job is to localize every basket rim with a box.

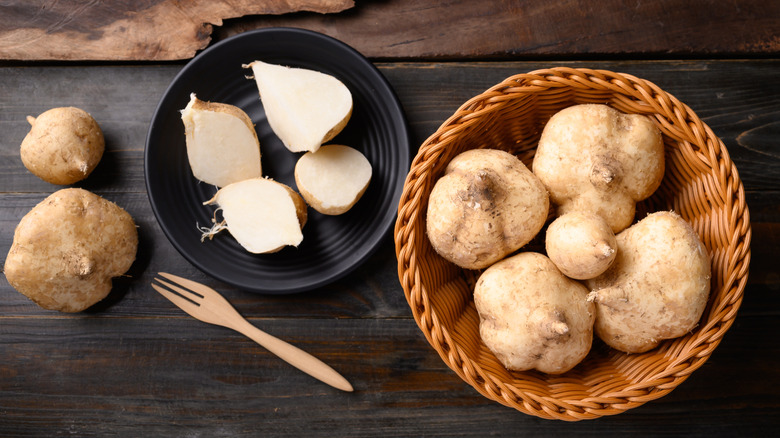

[393,67,752,421]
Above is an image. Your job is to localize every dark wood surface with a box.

[218,0,780,59]
[1,1,779,436]
[2,0,779,60]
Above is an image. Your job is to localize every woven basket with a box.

[393,67,751,421]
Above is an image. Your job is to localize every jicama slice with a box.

[294,144,372,215]
[181,93,262,187]
[245,61,352,153]
[201,178,308,254]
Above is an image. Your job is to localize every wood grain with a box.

[2,1,779,61]
[1,60,778,435]
[0,0,354,61]
[217,0,780,59]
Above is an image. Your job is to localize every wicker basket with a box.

[393,67,751,421]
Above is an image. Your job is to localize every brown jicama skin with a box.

[532,104,664,233]
[426,149,549,270]
[4,188,138,312]
[20,107,105,185]
[474,252,595,374]
[586,211,711,353]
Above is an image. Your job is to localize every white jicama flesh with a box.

[294,145,372,215]
[201,178,307,254]
[181,93,262,187]
[245,61,352,153]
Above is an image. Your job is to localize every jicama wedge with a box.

[294,144,372,215]
[245,61,352,153]
[181,93,262,187]
[201,178,308,254]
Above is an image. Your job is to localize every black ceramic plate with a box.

[145,28,409,294]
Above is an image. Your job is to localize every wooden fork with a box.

[152,272,353,392]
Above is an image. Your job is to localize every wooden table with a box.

[1,1,778,435]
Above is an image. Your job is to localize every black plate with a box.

[145,28,409,294]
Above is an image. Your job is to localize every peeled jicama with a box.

[181,94,262,187]
[294,144,372,215]
[245,61,352,153]
[201,178,307,254]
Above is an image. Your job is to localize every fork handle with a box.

[229,319,353,392]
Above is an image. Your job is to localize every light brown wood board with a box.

[0,0,354,61]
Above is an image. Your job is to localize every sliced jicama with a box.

[245,61,352,153]
[201,178,308,254]
[294,144,372,215]
[181,93,262,187]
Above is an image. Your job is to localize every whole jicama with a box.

[4,188,138,312]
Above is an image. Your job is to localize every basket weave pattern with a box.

[393,68,751,421]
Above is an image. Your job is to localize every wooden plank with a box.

[0,0,354,61]
[1,60,779,193]
[217,0,780,59]
[0,304,777,436]
[1,1,778,61]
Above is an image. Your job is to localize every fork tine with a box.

[153,275,233,327]
[153,278,202,304]
[159,272,214,297]
[151,282,202,315]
